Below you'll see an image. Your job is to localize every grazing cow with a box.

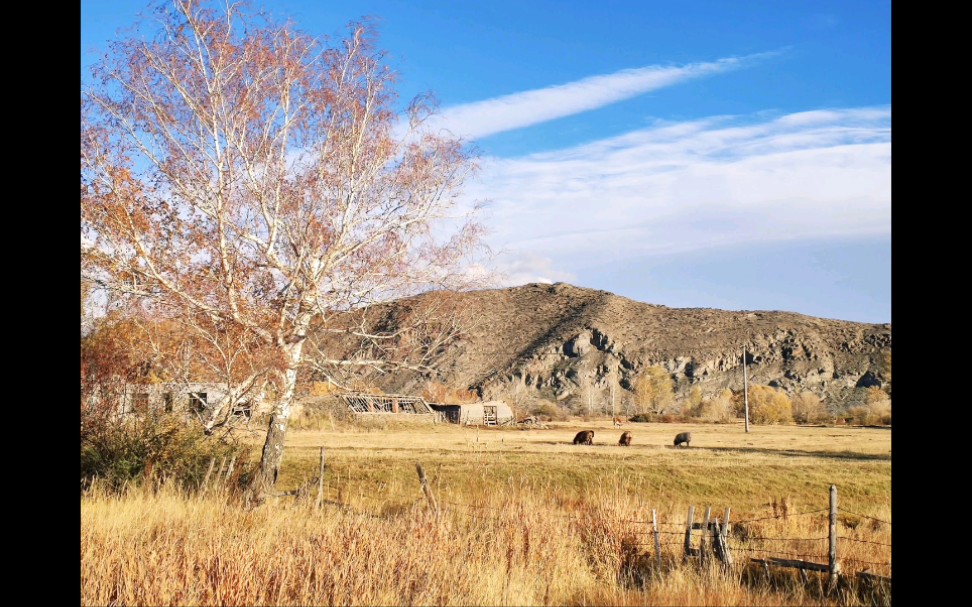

[673,432,692,448]
[573,430,594,445]
[613,417,624,428]
[618,431,632,446]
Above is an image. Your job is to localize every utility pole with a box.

[743,347,750,433]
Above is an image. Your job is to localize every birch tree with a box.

[81,0,481,498]
[632,366,675,414]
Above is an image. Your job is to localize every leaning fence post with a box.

[224,454,236,483]
[316,447,326,510]
[713,518,734,569]
[701,506,712,564]
[215,456,227,484]
[684,505,695,561]
[721,507,733,568]
[416,463,439,519]
[652,509,661,566]
[828,484,840,591]
[201,457,216,492]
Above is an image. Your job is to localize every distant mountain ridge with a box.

[311,282,891,407]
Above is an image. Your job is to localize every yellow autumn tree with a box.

[633,366,675,414]
[746,385,793,424]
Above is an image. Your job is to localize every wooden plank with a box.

[750,557,829,573]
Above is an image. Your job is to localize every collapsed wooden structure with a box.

[341,393,435,415]
[339,392,514,426]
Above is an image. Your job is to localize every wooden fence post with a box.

[828,484,841,591]
[201,457,216,492]
[684,505,695,561]
[316,447,326,510]
[721,507,733,568]
[713,516,735,570]
[652,509,661,566]
[224,454,236,483]
[215,456,227,484]
[416,463,439,518]
[701,506,712,563]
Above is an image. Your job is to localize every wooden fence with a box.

[239,454,891,597]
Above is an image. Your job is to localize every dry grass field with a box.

[81,419,891,606]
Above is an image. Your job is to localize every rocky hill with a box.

[310,283,891,409]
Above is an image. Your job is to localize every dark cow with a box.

[618,431,632,446]
[573,430,594,445]
[673,432,692,448]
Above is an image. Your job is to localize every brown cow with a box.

[618,431,632,446]
[613,416,624,428]
[572,430,594,445]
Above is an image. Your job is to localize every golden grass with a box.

[81,420,890,606]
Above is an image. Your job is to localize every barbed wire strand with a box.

[838,509,891,525]
[734,546,827,560]
[439,500,582,520]
[738,535,829,543]
[838,536,892,547]
[842,557,892,568]
[732,508,830,524]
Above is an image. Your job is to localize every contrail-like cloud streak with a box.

[424,54,771,140]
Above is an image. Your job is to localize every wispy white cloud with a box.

[466,106,891,282]
[418,54,772,141]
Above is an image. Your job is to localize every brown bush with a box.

[531,400,568,421]
[695,388,735,422]
[791,391,825,424]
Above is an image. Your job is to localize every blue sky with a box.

[81,1,891,324]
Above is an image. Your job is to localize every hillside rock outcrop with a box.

[309,283,891,408]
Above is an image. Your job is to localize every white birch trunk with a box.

[250,338,304,496]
